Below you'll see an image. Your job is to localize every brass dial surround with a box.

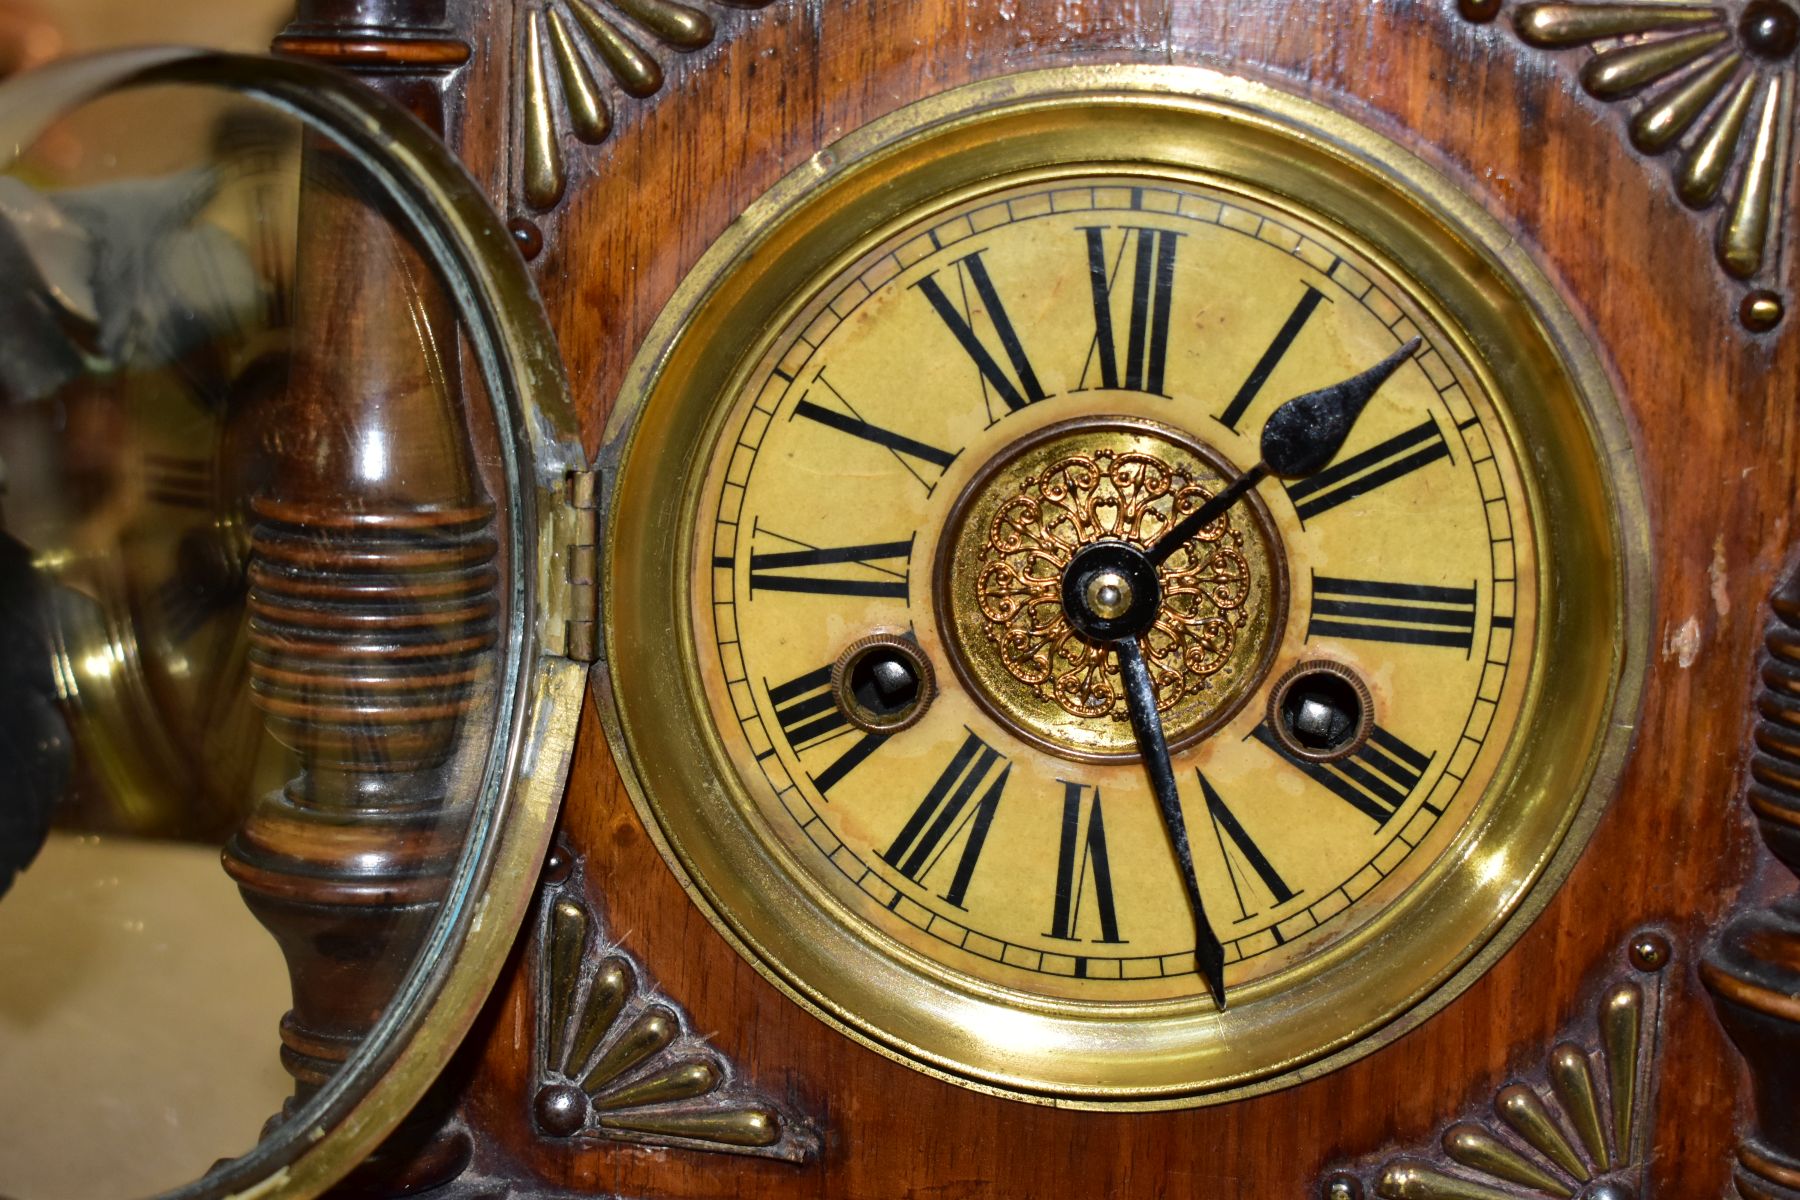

[598,66,1650,1106]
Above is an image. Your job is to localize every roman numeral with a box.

[766,664,887,794]
[748,523,911,600]
[1309,575,1479,652]
[1078,225,1181,396]
[1251,722,1433,826]
[1283,416,1451,523]
[791,369,959,493]
[1045,782,1123,943]
[913,249,1049,419]
[882,730,1009,909]
[1216,285,1328,431]
[1198,772,1296,920]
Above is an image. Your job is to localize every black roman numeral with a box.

[1198,772,1296,920]
[1283,416,1451,523]
[748,523,911,600]
[1078,225,1181,396]
[1251,722,1433,826]
[766,664,886,794]
[1216,285,1328,431]
[882,730,1009,909]
[1309,575,1479,652]
[791,369,959,493]
[1045,782,1124,943]
[913,249,1049,419]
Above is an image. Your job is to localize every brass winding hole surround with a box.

[830,632,937,735]
[1266,659,1376,763]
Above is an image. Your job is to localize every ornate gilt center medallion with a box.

[940,418,1284,759]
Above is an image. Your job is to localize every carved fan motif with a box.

[1324,936,1669,1200]
[530,853,817,1162]
[1468,1,1798,328]
[516,0,776,209]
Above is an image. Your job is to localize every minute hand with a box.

[1145,336,1422,567]
[1115,636,1228,1009]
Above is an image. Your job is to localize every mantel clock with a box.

[0,2,1797,1199]
[600,67,1644,1105]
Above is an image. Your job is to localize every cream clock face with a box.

[692,175,1535,1004]
[602,67,1641,1104]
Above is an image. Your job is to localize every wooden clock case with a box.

[212,0,1800,1196]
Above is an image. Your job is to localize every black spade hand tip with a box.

[1260,336,1422,477]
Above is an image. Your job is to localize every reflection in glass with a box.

[0,82,503,1198]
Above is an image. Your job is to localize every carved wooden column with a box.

[218,1,490,1192]
[1704,561,1800,1200]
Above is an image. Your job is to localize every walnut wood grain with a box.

[216,0,495,1193]
[428,1,1799,1196]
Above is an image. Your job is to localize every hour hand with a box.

[1114,636,1228,1009]
[1145,335,1422,568]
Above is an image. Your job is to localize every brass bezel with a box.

[598,66,1650,1106]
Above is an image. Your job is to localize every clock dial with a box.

[602,67,1643,1103]
[693,176,1535,1004]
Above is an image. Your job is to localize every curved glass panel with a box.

[0,52,581,1200]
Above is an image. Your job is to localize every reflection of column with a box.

[218,1,486,1192]
[1703,563,1800,1200]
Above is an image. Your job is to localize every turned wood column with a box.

[1704,561,1800,1200]
[218,1,489,1192]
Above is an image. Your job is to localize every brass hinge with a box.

[560,467,599,663]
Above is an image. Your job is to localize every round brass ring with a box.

[600,64,1649,1108]
[933,414,1289,763]
[829,631,938,735]
[1265,659,1376,763]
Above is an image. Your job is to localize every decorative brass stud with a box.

[1742,0,1800,59]
[1740,288,1786,330]
[540,838,572,882]
[1627,930,1671,971]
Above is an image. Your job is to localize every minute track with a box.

[699,174,1534,1005]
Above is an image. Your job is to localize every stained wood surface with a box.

[444,2,1800,1195]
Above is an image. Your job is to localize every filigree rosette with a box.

[975,449,1251,720]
